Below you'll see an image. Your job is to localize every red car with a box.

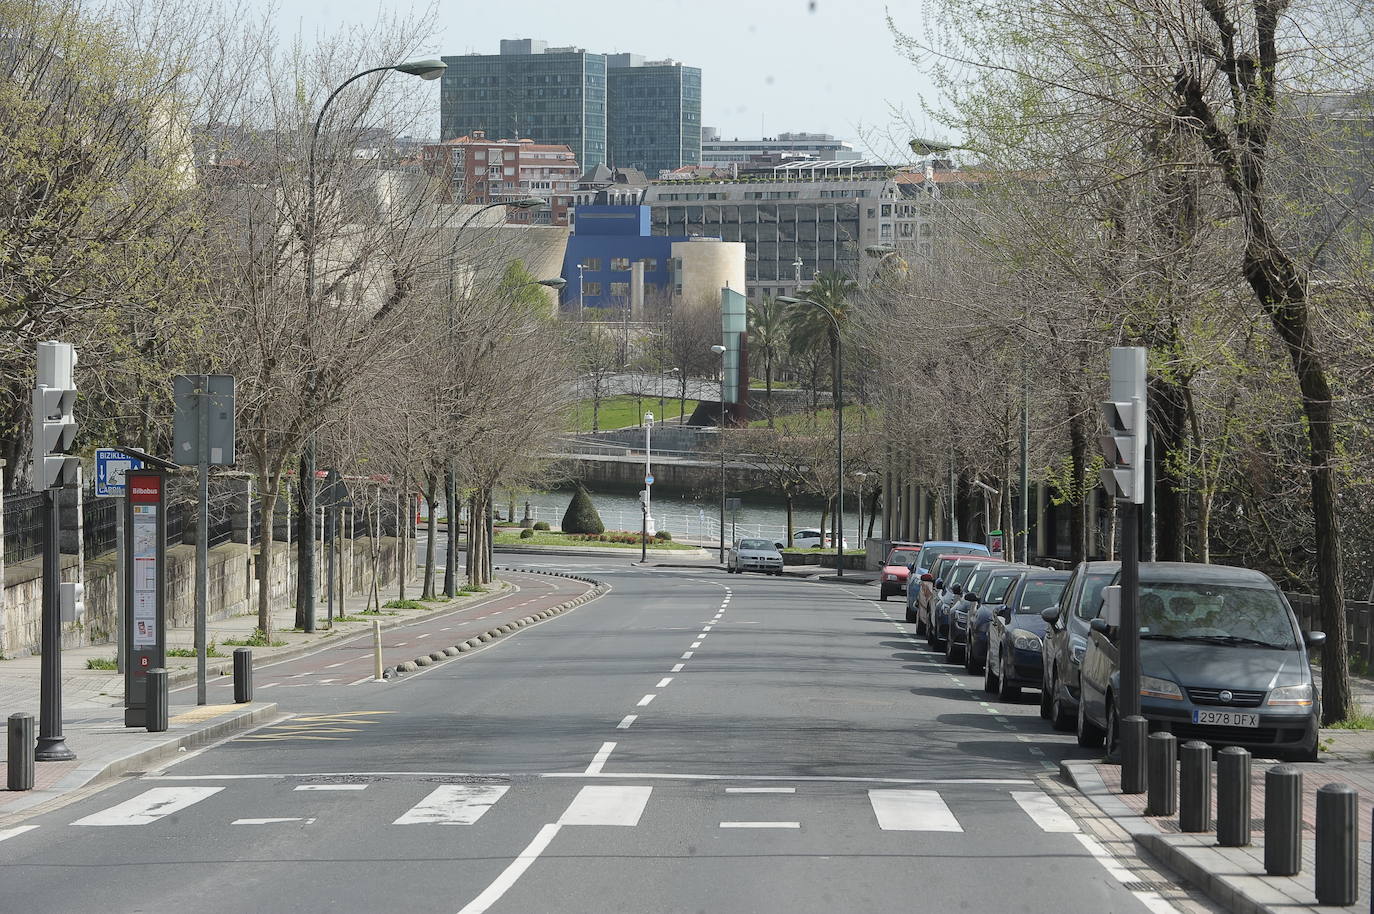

[879,543,922,601]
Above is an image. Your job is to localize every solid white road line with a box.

[656,678,673,688]
[671,663,684,673]
[584,741,617,775]
[232,817,311,825]
[347,676,375,686]
[0,825,38,843]
[637,694,656,707]
[261,682,280,689]
[617,715,637,729]
[73,786,224,826]
[393,784,509,825]
[324,661,347,669]
[559,785,652,826]
[455,822,562,914]
[868,789,962,832]
[725,787,795,794]
[720,821,799,829]
[294,784,367,791]
[1013,791,1079,833]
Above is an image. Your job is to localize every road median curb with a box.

[385,567,608,679]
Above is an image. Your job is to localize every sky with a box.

[249,0,943,160]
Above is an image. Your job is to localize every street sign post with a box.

[96,448,142,675]
[319,469,353,627]
[124,469,167,728]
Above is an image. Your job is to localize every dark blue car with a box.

[984,571,1071,701]
[960,566,1031,674]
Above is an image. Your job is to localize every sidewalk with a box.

[1064,675,1374,913]
[1,573,515,820]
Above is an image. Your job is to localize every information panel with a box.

[124,469,167,727]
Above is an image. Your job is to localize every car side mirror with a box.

[1089,617,1111,636]
[951,585,963,595]
[1040,607,1060,624]
[935,579,944,589]
[966,593,980,604]
[1305,631,1327,648]
[997,608,1012,622]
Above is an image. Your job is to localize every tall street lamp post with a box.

[299,57,446,632]
[712,344,727,563]
[778,295,845,578]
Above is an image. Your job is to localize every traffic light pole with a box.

[36,486,74,761]
[1119,498,1141,719]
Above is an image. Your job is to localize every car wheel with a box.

[945,632,963,664]
[998,656,1021,702]
[1104,697,1120,757]
[905,604,918,623]
[964,641,980,675]
[1039,675,1053,720]
[1076,695,1105,748]
[1050,676,1075,732]
[880,591,888,601]
[983,653,998,694]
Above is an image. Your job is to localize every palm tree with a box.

[786,271,857,413]
[747,297,789,427]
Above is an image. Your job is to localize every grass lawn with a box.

[749,404,880,430]
[495,530,698,551]
[570,395,699,432]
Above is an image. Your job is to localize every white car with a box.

[791,529,850,549]
[728,538,785,575]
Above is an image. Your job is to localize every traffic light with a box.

[32,341,79,490]
[1099,346,1147,505]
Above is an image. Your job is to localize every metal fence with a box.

[3,492,48,565]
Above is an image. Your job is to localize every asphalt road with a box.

[0,557,1209,913]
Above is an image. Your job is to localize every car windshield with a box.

[984,573,1019,603]
[1139,582,1298,648]
[949,564,977,587]
[739,539,772,550]
[1017,580,1068,614]
[886,549,917,565]
[917,544,985,569]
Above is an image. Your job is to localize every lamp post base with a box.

[35,735,75,762]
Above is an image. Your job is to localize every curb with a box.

[1,701,279,820]
[162,581,517,690]
[384,567,608,679]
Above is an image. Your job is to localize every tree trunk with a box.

[765,358,775,428]
[443,466,456,598]
[257,483,277,636]
[421,475,438,600]
[818,502,829,547]
[1150,375,1189,562]
[785,493,794,543]
[1069,412,1088,565]
[867,487,880,540]
[294,450,312,629]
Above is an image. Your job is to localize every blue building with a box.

[562,205,689,312]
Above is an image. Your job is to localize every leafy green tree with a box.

[747,297,789,427]
[560,486,604,534]
[787,271,857,414]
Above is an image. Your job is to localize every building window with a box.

[474,150,486,160]
[504,151,516,161]
[610,282,630,297]
[583,281,602,296]
[643,258,659,271]
[610,257,631,271]
[881,204,892,216]
[920,223,932,236]
[581,258,602,270]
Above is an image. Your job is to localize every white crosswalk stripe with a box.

[72,787,223,826]
[393,785,509,825]
[1012,790,1079,833]
[868,789,962,832]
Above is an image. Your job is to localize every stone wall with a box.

[1,536,405,658]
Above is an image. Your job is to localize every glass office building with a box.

[441,41,607,170]
[607,58,702,177]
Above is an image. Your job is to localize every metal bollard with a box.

[373,619,384,682]
[1146,731,1177,816]
[1314,783,1358,907]
[1179,740,1212,833]
[146,668,168,733]
[232,648,253,703]
[7,712,34,791]
[1216,746,1251,847]
[1121,715,1148,794]
[1264,765,1303,876]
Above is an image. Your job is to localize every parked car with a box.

[792,529,850,549]
[1077,562,1323,762]
[958,565,1032,673]
[985,570,1071,700]
[1040,561,1120,731]
[944,563,1023,665]
[908,551,993,628]
[727,538,784,575]
[905,540,991,578]
[930,558,1005,650]
[879,542,922,601]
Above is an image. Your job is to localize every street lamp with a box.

[298,56,447,633]
[712,344,727,564]
[778,295,845,577]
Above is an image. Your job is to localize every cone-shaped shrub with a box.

[561,487,604,534]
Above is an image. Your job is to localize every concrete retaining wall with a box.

[1,536,405,658]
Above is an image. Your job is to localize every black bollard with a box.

[7,712,34,791]
[1216,746,1251,847]
[1179,740,1212,833]
[1314,783,1358,907]
[146,668,168,733]
[1146,731,1177,816]
[233,648,253,703]
[1120,715,1149,794]
[1264,765,1303,876]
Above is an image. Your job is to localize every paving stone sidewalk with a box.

[1065,676,1374,913]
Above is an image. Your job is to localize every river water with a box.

[503,487,880,546]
